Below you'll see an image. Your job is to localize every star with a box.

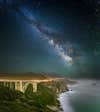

[36,1,41,9]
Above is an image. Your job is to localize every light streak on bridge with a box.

[0,74,64,92]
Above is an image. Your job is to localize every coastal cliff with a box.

[40,78,69,94]
[0,73,69,112]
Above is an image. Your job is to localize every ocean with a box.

[59,80,100,112]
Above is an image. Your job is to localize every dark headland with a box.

[0,73,70,112]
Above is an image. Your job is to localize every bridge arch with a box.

[23,82,37,92]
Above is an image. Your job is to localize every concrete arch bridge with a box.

[0,73,58,92]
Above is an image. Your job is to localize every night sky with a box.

[0,0,100,78]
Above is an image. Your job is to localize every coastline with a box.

[58,79,77,112]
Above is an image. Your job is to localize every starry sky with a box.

[0,0,100,78]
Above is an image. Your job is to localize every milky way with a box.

[0,0,99,77]
[16,7,73,65]
[0,1,73,65]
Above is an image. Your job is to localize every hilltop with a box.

[0,72,58,80]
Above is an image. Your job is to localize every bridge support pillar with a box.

[15,81,23,92]
[32,82,37,92]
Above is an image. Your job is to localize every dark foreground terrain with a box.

[0,84,60,112]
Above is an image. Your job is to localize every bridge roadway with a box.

[0,78,64,92]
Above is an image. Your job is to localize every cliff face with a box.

[52,79,69,94]
[41,78,68,94]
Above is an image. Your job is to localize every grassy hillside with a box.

[0,84,59,112]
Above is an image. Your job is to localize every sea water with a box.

[59,80,100,112]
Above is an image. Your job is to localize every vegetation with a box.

[0,84,60,112]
